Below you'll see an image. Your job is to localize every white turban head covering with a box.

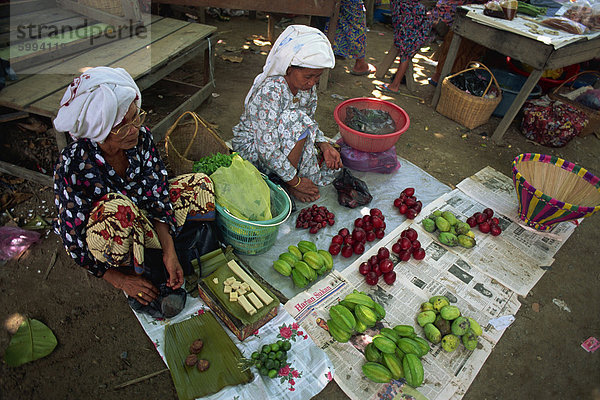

[53,66,141,143]
[244,24,335,105]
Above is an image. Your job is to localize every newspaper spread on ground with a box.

[284,166,577,400]
[415,189,548,296]
[284,221,521,400]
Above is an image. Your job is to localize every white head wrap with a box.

[244,24,335,106]
[53,67,141,143]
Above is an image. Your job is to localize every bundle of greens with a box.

[517,1,547,17]
[193,152,235,175]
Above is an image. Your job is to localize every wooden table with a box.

[152,0,341,90]
[0,8,217,186]
[431,8,600,143]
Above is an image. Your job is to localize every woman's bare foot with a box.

[286,177,320,203]
[351,58,375,75]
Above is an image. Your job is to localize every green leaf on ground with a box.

[4,318,57,367]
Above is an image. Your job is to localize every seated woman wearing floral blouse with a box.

[53,67,215,316]
[232,25,343,203]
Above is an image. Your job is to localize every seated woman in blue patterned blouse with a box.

[52,67,215,310]
[232,25,343,203]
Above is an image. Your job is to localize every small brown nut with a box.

[197,359,210,372]
[189,339,204,354]
[184,354,198,367]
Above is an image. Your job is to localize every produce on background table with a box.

[295,204,335,234]
[272,240,334,288]
[418,296,483,352]
[393,188,423,220]
[329,208,387,258]
[240,338,294,379]
[516,1,546,17]
[466,208,502,236]
[421,210,477,248]
[391,227,426,262]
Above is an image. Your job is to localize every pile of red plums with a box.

[466,208,502,236]
[296,204,335,234]
[393,188,422,220]
[391,228,426,261]
[359,246,397,286]
[328,208,386,258]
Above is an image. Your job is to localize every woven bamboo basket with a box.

[548,71,600,137]
[79,0,123,16]
[512,153,600,231]
[164,111,231,176]
[436,62,502,129]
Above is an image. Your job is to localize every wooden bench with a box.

[0,1,217,186]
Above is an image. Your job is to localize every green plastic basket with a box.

[215,176,292,255]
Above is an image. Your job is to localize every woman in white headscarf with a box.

[53,67,216,318]
[232,25,343,203]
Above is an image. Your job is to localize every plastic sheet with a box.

[338,139,401,174]
[236,156,451,299]
[0,227,40,260]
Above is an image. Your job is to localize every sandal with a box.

[375,84,401,94]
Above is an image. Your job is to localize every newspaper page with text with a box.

[284,167,574,400]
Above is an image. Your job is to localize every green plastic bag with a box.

[210,155,272,221]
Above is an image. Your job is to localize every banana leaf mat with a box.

[164,311,253,400]
[202,263,280,326]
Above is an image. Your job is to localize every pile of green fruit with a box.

[363,325,427,388]
[421,210,476,248]
[272,240,333,288]
[417,295,482,352]
[327,291,386,342]
[325,291,427,388]
[244,339,293,378]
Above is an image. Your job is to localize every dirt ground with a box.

[1,12,599,400]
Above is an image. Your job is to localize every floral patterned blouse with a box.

[53,127,176,277]
[232,76,336,186]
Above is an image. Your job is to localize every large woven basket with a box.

[548,71,600,137]
[436,63,502,129]
[512,153,600,231]
[79,0,123,16]
[164,111,230,177]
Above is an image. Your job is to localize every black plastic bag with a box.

[333,168,373,208]
[449,69,492,97]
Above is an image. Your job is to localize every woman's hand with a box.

[162,250,184,290]
[153,220,184,290]
[318,142,343,170]
[103,268,159,305]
